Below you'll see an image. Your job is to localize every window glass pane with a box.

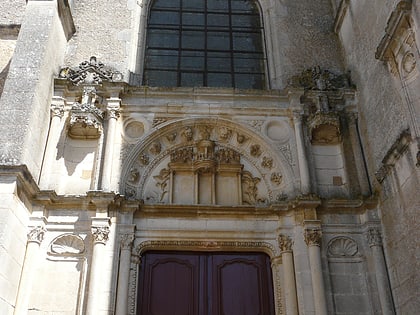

[181,72,203,86]
[182,12,205,26]
[182,0,204,10]
[148,29,179,48]
[147,49,179,70]
[182,31,205,49]
[233,53,263,73]
[208,73,232,87]
[181,51,204,70]
[149,10,180,26]
[153,0,180,9]
[207,14,229,27]
[207,52,232,71]
[235,73,264,89]
[232,14,260,29]
[233,32,261,51]
[207,31,230,51]
[145,70,178,86]
[231,0,257,13]
[207,0,229,12]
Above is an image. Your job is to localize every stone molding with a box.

[334,0,350,33]
[135,240,278,258]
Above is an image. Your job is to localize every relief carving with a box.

[166,132,177,143]
[198,125,212,140]
[138,154,150,166]
[307,112,341,144]
[236,133,248,144]
[367,228,382,247]
[327,237,358,257]
[250,144,262,157]
[91,226,110,244]
[128,168,140,184]
[242,171,264,205]
[151,168,171,202]
[218,127,232,142]
[50,234,85,255]
[59,56,123,85]
[171,147,194,163]
[278,234,293,252]
[181,126,194,142]
[261,156,274,169]
[288,66,352,91]
[270,172,283,185]
[304,228,322,247]
[149,142,162,155]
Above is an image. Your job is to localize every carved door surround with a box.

[121,117,295,205]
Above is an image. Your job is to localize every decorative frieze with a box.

[288,66,352,91]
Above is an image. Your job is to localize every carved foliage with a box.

[278,234,293,252]
[152,168,171,202]
[91,226,110,244]
[304,228,322,247]
[27,226,46,244]
[367,228,382,247]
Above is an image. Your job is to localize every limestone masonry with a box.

[0,1,419,314]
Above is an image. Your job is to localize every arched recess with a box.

[120,117,296,205]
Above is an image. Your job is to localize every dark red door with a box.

[137,252,275,315]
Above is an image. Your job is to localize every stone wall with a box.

[0,0,26,26]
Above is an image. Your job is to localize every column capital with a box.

[278,234,293,253]
[27,226,46,244]
[106,106,121,120]
[50,102,65,118]
[91,226,110,244]
[120,234,135,250]
[367,227,382,247]
[292,109,304,122]
[304,228,322,247]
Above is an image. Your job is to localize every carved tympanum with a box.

[367,228,382,247]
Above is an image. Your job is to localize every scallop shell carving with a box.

[327,237,358,257]
[50,234,85,255]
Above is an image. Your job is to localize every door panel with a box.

[137,252,275,315]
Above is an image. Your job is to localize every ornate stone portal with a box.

[121,118,294,205]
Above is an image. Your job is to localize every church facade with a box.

[0,1,419,314]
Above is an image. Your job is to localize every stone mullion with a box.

[304,228,328,315]
[14,225,46,315]
[367,228,395,315]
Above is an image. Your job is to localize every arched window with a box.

[143,0,266,89]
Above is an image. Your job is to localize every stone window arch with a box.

[140,0,268,89]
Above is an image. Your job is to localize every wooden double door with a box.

[137,252,275,315]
